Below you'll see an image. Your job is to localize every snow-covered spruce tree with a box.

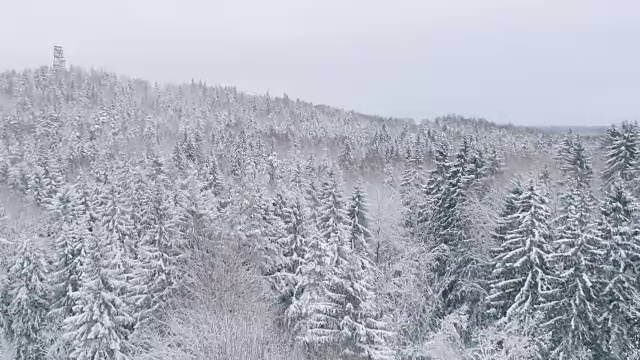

[341,182,395,359]
[63,222,134,360]
[555,130,575,165]
[93,182,137,277]
[486,179,556,325]
[591,183,640,358]
[276,196,309,308]
[484,146,504,179]
[130,179,182,325]
[316,166,350,246]
[558,134,593,188]
[601,121,639,186]
[287,224,333,355]
[172,171,213,252]
[423,139,489,323]
[49,186,90,319]
[0,239,51,360]
[292,165,395,359]
[416,140,450,243]
[28,164,52,207]
[339,138,355,171]
[544,181,600,359]
[347,180,373,255]
[489,180,525,276]
[124,164,151,241]
[428,138,472,250]
[400,135,426,238]
[200,151,224,198]
[260,194,293,307]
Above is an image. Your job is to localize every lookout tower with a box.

[53,46,66,71]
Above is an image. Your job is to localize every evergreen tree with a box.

[260,194,292,305]
[293,167,394,359]
[316,166,350,245]
[416,141,450,242]
[200,153,224,198]
[0,239,50,360]
[301,155,320,219]
[429,139,471,249]
[347,181,373,255]
[486,180,556,324]
[591,184,640,358]
[559,135,593,188]
[555,130,575,165]
[173,172,212,252]
[399,138,426,237]
[131,180,181,324]
[63,219,134,360]
[49,186,90,318]
[545,183,600,359]
[602,122,639,185]
[94,184,137,275]
[278,197,309,306]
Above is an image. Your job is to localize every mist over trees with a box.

[0,60,638,360]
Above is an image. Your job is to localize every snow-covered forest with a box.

[0,59,639,360]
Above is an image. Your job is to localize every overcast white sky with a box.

[1,0,638,126]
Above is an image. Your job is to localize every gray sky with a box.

[1,0,638,126]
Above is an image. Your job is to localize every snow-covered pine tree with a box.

[302,155,321,222]
[341,182,395,359]
[28,163,51,207]
[339,138,355,171]
[559,135,593,188]
[292,165,394,359]
[93,182,137,277]
[462,146,490,194]
[63,221,134,360]
[292,165,347,352]
[400,136,426,238]
[200,151,224,198]
[486,179,556,325]
[316,165,350,247]
[130,178,181,325]
[125,164,151,241]
[260,193,293,306]
[429,138,471,250]
[278,196,309,307]
[287,225,334,354]
[601,121,639,186]
[0,239,50,360]
[172,171,213,252]
[591,183,640,358]
[544,181,600,359]
[416,140,450,243]
[555,130,575,165]
[484,146,504,179]
[347,180,373,255]
[489,179,525,281]
[49,185,90,319]
[427,138,490,323]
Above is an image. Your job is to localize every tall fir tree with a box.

[559,135,593,189]
[591,184,640,358]
[63,217,134,360]
[0,239,51,360]
[486,179,556,324]
[347,181,373,255]
[544,182,601,359]
[602,121,639,186]
[49,186,90,319]
[130,179,182,324]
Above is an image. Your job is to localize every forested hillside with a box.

[0,63,638,360]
